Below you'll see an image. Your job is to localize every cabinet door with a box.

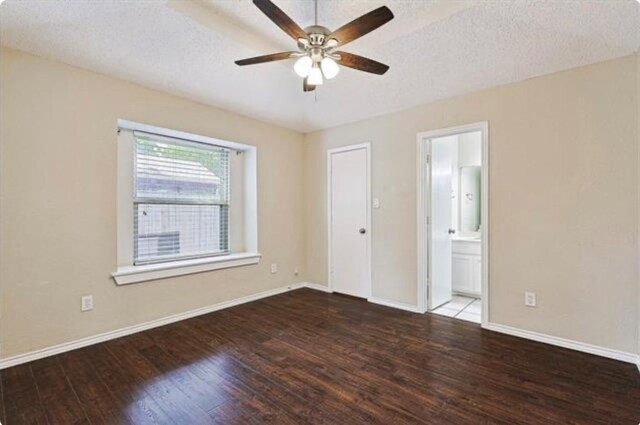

[471,255,482,295]
[452,254,473,293]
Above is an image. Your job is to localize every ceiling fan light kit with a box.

[294,56,313,77]
[321,57,339,79]
[308,63,324,85]
[235,0,394,92]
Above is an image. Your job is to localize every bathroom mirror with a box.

[459,166,481,236]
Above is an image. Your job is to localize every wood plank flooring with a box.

[1,288,639,424]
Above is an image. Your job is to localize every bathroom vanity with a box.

[452,237,481,297]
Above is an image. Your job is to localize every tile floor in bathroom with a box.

[431,295,481,323]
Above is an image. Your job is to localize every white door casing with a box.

[428,137,455,310]
[327,144,371,298]
[416,121,489,326]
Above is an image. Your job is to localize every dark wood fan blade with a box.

[327,6,393,47]
[335,52,389,75]
[303,77,316,92]
[253,0,308,41]
[235,52,296,66]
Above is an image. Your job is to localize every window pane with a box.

[134,203,229,264]
[135,135,229,203]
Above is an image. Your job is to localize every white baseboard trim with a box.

[0,282,310,370]
[7,285,633,370]
[485,322,640,365]
[305,283,421,314]
[303,283,421,314]
[453,290,481,299]
[302,282,333,293]
[367,296,421,313]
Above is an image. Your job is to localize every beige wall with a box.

[1,47,638,360]
[305,55,639,354]
[0,48,306,358]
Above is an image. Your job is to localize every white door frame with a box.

[416,122,489,326]
[327,143,372,297]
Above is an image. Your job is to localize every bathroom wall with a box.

[458,132,482,167]
[451,131,482,233]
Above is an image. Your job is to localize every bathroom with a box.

[429,130,483,323]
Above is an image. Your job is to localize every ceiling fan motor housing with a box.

[301,25,330,48]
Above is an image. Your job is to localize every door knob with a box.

[448,229,456,235]
[359,228,366,234]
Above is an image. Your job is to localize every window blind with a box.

[133,131,230,265]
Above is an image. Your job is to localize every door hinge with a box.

[426,154,430,164]
[426,216,430,225]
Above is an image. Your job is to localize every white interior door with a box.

[329,146,369,298]
[429,137,454,309]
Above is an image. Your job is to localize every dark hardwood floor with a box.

[1,288,639,424]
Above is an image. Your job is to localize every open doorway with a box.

[417,123,488,325]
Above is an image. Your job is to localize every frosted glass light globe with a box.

[308,65,324,85]
[321,57,340,79]
[294,56,313,78]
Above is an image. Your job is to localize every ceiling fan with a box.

[235,0,394,92]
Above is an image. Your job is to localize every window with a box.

[133,132,230,264]
[113,120,259,285]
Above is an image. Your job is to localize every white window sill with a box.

[112,252,262,285]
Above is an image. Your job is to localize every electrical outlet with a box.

[270,263,278,274]
[81,295,94,312]
[525,292,536,307]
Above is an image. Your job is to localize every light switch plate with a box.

[373,198,380,209]
[525,292,536,307]
[81,295,94,312]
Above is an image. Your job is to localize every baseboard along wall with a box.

[0,282,306,369]
[483,322,639,366]
[1,282,638,371]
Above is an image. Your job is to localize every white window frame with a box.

[112,120,260,285]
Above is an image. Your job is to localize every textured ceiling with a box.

[1,0,638,133]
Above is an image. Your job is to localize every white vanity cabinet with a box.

[452,239,481,296]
